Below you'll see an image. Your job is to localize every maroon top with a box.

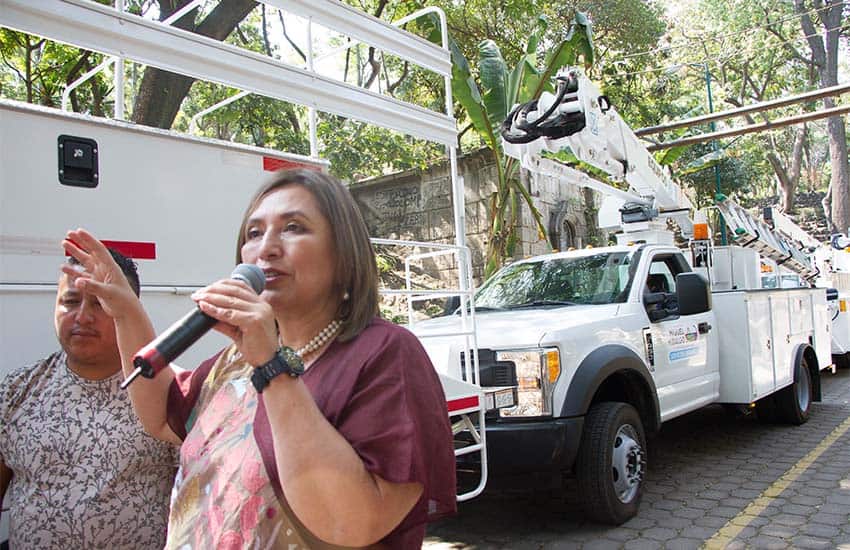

[167,317,457,548]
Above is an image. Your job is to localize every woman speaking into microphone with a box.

[63,169,456,549]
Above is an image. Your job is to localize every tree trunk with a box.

[727,97,805,213]
[822,181,832,228]
[769,123,806,212]
[766,152,795,213]
[131,0,257,128]
[795,0,849,233]
[827,113,850,232]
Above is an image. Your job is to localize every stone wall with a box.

[350,148,602,284]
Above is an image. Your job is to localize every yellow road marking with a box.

[702,414,850,549]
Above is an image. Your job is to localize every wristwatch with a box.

[251,347,305,393]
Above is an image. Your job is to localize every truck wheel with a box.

[576,402,646,525]
[776,357,812,425]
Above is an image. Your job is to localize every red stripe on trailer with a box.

[447,396,479,412]
[101,240,156,260]
[262,157,321,172]
[65,240,156,260]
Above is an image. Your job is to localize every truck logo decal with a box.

[669,347,699,362]
[665,324,699,345]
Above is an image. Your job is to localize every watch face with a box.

[280,347,305,375]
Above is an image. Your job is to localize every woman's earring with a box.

[343,291,350,301]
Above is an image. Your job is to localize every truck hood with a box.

[412,304,620,375]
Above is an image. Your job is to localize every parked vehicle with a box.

[413,69,833,524]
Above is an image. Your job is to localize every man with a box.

[0,250,177,549]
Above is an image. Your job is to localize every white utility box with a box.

[713,287,831,403]
[710,246,762,291]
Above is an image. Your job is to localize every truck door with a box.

[643,253,718,419]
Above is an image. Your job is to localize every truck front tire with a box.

[576,402,646,525]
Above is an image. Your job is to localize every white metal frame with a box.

[189,5,452,160]
[1,0,456,146]
[369,236,487,501]
[60,0,205,118]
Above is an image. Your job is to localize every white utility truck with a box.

[0,0,512,541]
[758,206,850,368]
[412,69,833,525]
[819,234,850,368]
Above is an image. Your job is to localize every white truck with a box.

[413,69,833,525]
[759,206,850,368]
[819,234,850,368]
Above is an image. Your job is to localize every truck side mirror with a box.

[676,272,711,315]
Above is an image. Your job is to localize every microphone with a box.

[120,264,265,389]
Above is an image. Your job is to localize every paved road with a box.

[425,368,850,549]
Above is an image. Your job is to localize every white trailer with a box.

[1,99,326,373]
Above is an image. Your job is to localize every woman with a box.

[62,169,456,549]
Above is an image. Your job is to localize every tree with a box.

[645,0,847,232]
[792,0,849,232]
[448,14,594,276]
[131,0,257,128]
[648,0,816,213]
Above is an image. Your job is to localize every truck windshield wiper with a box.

[507,300,577,309]
[454,305,505,314]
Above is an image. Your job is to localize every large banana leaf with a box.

[656,145,689,166]
[440,13,594,276]
[448,38,499,152]
[534,13,595,100]
[478,40,510,135]
[507,16,548,110]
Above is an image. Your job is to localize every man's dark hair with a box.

[67,249,141,297]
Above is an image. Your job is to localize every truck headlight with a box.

[496,348,560,417]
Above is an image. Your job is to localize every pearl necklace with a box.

[294,319,341,358]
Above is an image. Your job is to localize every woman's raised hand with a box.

[62,228,141,320]
[191,279,279,366]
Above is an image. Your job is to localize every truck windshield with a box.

[476,252,632,308]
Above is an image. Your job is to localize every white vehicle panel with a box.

[0,101,322,378]
[713,288,829,403]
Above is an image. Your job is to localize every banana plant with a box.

[448,14,594,277]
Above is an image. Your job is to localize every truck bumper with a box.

[485,416,584,474]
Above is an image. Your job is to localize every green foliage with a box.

[317,116,443,181]
[444,13,594,277]
[676,142,757,208]
[0,29,111,112]
[375,253,395,274]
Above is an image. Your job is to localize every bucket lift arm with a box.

[499,68,818,280]
[500,69,695,237]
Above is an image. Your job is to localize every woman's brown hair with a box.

[236,169,379,341]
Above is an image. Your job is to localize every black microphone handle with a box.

[153,308,218,363]
[123,309,217,389]
[122,264,265,390]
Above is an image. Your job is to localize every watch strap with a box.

[251,347,304,393]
